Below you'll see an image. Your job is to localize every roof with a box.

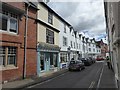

[40,2,72,27]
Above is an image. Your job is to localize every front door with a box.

[45,53,50,71]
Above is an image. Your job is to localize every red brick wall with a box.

[1,2,37,82]
[5,2,25,10]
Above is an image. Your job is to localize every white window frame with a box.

[63,36,67,46]
[0,12,18,34]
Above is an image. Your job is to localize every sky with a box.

[47,0,108,43]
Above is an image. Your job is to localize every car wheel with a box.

[83,66,85,69]
[69,68,71,71]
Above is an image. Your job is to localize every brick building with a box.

[0,2,38,82]
[96,39,108,58]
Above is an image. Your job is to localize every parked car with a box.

[88,57,96,63]
[80,58,92,66]
[96,57,104,61]
[68,60,85,71]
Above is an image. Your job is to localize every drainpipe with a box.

[23,3,30,79]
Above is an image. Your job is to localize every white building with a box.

[59,19,71,68]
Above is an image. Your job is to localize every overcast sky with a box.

[47,0,107,43]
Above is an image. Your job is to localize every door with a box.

[45,53,50,71]
[40,53,45,71]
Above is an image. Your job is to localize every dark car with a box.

[80,58,92,66]
[88,57,96,64]
[68,60,85,71]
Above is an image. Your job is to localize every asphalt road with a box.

[28,61,104,88]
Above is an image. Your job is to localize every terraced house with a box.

[0,2,38,82]
[37,2,61,76]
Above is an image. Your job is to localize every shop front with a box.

[60,52,68,69]
[37,43,60,76]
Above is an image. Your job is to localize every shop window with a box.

[50,53,58,67]
[40,53,45,71]
[60,53,67,63]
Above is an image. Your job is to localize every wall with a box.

[1,2,37,82]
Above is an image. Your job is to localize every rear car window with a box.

[70,61,76,64]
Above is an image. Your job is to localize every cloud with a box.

[48,0,106,42]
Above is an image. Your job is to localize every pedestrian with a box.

[106,56,111,69]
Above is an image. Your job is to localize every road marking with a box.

[89,81,95,88]
[96,64,104,89]
[27,71,69,88]
[88,62,104,89]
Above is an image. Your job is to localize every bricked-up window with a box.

[48,12,53,24]
[46,29,54,44]
[0,10,18,33]
[0,47,17,67]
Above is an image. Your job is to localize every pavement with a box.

[2,61,117,89]
[98,62,116,88]
[2,68,68,89]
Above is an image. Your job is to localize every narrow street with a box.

[28,61,104,88]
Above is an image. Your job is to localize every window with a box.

[0,10,18,33]
[10,19,17,33]
[79,44,80,49]
[64,24,66,33]
[60,52,67,63]
[89,48,91,52]
[0,47,16,67]
[46,29,54,44]
[97,50,99,52]
[63,36,67,46]
[50,53,58,67]
[0,47,5,66]
[71,41,73,48]
[74,42,75,48]
[89,43,90,46]
[93,49,95,52]
[77,43,78,49]
[72,32,74,36]
[48,12,53,24]
[40,53,45,70]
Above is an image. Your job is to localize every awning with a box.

[37,42,60,52]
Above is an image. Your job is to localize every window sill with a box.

[0,30,18,36]
[0,65,18,71]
